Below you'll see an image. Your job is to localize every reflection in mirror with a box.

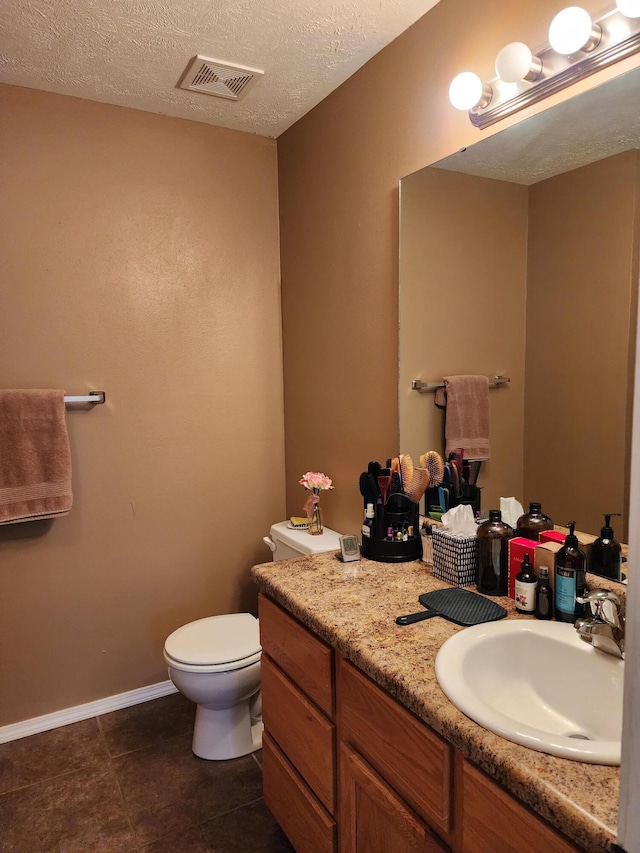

[400,66,640,544]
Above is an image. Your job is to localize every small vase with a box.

[308,489,323,535]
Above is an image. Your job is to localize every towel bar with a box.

[63,391,106,404]
[411,375,509,394]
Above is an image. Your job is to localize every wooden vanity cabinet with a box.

[453,755,580,853]
[258,594,337,853]
[259,595,582,853]
[338,658,452,849]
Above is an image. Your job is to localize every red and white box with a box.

[508,537,538,599]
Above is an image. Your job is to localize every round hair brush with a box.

[399,454,414,491]
[420,451,444,488]
[405,468,430,503]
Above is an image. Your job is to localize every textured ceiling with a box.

[0,0,440,137]
[432,66,640,185]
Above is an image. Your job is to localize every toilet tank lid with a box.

[164,613,260,666]
[269,521,342,555]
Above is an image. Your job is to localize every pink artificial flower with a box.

[299,471,334,491]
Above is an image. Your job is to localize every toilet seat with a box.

[164,613,261,674]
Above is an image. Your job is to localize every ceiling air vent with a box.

[178,55,263,101]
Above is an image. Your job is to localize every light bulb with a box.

[448,72,491,111]
[548,7,601,54]
[617,0,640,16]
[495,42,542,82]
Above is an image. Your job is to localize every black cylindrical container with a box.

[476,510,514,596]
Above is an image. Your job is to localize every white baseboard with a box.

[0,680,179,744]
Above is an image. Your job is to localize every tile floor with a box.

[0,693,294,852]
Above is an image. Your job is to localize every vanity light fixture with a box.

[448,72,492,111]
[617,0,640,16]
[495,42,542,82]
[548,7,601,54]
[449,3,640,128]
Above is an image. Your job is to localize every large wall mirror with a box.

[400,66,640,541]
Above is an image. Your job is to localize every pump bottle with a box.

[590,513,622,580]
[555,521,587,623]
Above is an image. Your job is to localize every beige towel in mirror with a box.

[434,375,490,461]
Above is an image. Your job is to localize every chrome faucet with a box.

[574,589,624,659]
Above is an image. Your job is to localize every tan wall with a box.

[524,151,640,539]
[278,0,640,537]
[400,168,528,512]
[0,85,284,725]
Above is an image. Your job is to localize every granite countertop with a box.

[251,552,620,853]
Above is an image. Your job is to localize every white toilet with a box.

[164,521,342,760]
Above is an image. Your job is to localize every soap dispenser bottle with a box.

[516,502,553,541]
[590,513,622,580]
[555,521,587,623]
[476,510,514,596]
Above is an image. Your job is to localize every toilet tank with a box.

[264,521,342,560]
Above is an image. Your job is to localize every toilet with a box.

[164,521,342,760]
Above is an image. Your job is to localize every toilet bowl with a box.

[163,612,262,761]
[165,521,342,761]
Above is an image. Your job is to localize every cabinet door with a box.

[340,743,449,853]
[338,658,452,838]
[456,757,580,853]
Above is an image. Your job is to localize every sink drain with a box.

[567,733,591,740]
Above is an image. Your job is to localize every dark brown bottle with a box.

[590,513,622,580]
[515,554,537,614]
[476,509,514,596]
[555,521,587,623]
[516,502,553,541]
[535,566,553,620]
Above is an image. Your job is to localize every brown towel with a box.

[0,390,73,524]
[434,375,490,461]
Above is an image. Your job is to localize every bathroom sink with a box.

[435,619,623,764]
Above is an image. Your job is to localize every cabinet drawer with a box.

[259,594,334,717]
[457,758,580,853]
[338,658,452,839]
[262,654,336,813]
[263,732,337,853]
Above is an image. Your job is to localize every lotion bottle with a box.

[361,504,375,541]
[590,513,622,580]
[555,521,587,623]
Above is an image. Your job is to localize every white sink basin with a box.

[435,619,623,765]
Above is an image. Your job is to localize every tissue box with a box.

[432,528,478,587]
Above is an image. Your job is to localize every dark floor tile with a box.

[0,763,136,853]
[98,692,195,757]
[200,799,294,853]
[0,718,109,794]
[113,732,263,846]
[141,799,293,853]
